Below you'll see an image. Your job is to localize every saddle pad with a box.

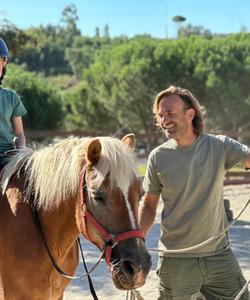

[0,148,33,195]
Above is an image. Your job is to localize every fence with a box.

[224,170,250,185]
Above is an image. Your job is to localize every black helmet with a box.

[0,37,8,58]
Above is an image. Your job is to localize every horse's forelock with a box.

[94,138,137,193]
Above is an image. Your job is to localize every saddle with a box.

[0,148,33,195]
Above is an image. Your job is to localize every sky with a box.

[1,0,250,39]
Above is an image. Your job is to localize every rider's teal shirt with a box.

[0,87,27,154]
[143,134,250,257]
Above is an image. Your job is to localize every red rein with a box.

[79,167,144,266]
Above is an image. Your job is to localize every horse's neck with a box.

[40,197,80,252]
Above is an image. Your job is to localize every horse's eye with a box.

[94,195,104,202]
[92,190,106,202]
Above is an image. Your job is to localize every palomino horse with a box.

[0,134,151,300]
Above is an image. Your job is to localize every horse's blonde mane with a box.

[24,136,137,210]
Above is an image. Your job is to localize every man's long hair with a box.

[153,85,205,136]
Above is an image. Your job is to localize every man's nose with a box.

[160,114,169,124]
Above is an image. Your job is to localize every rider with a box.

[0,37,27,160]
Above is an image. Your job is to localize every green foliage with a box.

[4,64,64,130]
[0,19,28,57]
[194,34,250,131]
[6,4,82,75]
[63,82,117,133]
[16,34,71,75]
[65,36,111,79]
[137,161,147,176]
[60,33,250,142]
[178,23,212,38]
[82,37,160,145]
[61,4,80,37]
[2,11,250,142]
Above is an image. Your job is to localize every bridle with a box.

[79,165,145,265]
[29,163,145,299]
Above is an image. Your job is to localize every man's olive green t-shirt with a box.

[0,87,27,153]
[143,134,249,257]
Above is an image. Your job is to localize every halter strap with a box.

[80,166,145,265]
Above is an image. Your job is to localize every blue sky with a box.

[1,0,250,38]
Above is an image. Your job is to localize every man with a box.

[139,85,250,300]
[0,37,26,155]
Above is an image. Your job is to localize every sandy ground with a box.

[64,184,250,300]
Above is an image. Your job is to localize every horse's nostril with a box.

[121,260,140,277]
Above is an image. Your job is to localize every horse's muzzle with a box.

[110,242,152,290]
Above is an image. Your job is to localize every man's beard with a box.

[0,67,6,85]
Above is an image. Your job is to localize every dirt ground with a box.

[64,184,250,300]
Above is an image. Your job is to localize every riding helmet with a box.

[0,38,8,58]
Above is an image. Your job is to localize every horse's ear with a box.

[86,139,102,167]
[121,133,136,150]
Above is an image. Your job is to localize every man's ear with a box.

[121,133,136,150]
[186,108,195,121]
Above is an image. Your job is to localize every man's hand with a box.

[138,193,160,237]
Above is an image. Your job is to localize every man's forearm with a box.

[138,198,158,237]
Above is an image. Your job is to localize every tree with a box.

[82,37,162,146]
[0,19,28,57]
[14,25,73,75]
[65,35,112,79]
[199,34,250,132]
[178,23,212,38]
[103,24,110,38]
[95,27,100,37]
[172,15,186,22]
[3,21,250,143]
[63,82,118,133]
[61,4,80,37]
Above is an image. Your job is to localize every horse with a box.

[0,134,151,300]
